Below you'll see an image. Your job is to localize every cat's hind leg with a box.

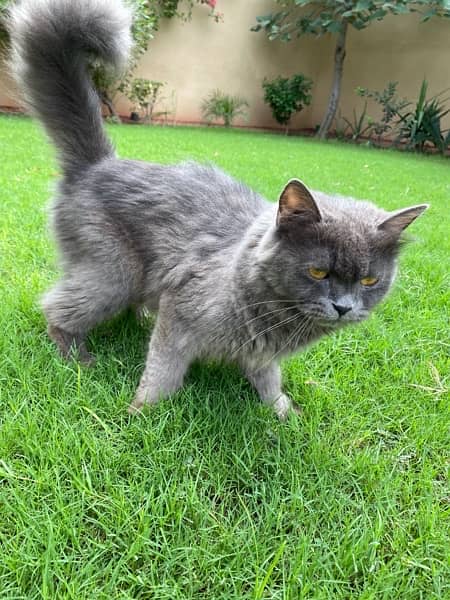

[128,311,191,414]
[43,265,135,364]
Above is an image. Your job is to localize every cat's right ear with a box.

[277,179,321,228]
[377,204,429,236]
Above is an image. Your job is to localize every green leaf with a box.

[327,21,343,33]
[255,15,273,27]
[370,8,387,20]
[391,4,410,15]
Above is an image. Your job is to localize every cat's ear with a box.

[277,179,321,227]
[377,204,429,236]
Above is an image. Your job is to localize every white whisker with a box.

[232,311,302,357]
[236,305,297,331]
[212,299,298,330]
[255,316,314,373]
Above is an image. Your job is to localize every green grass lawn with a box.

[0,114,449,599]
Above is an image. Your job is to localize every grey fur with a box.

[8,0,428,419]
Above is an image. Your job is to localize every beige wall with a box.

[0,61,18,108]
[2,0,450,130]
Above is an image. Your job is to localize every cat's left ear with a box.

[377,204,429,236]
[277,179,321,227]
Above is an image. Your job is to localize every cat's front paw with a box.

[127,400,143,415]
[272,393,302,421]
[128,388,150,415]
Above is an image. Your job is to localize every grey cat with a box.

[9,0,428,419]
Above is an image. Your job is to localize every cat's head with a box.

[263,179,428,327]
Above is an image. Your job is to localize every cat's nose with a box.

[332,303,352,317]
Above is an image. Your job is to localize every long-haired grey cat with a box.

[9,0,427,419]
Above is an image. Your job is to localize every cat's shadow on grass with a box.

[37,309,315,445]
[38,311,316,485]
[86,309,275,423]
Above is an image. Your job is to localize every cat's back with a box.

[76,158,267,241]
[56,158,269,295]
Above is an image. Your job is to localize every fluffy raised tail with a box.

[8,0,132,177]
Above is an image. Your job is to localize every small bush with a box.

[262,74,313,133]
[122,78,165,123]
[201,90,249,127]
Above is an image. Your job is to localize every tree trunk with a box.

[99,90,121,122]
[316,21,348,140]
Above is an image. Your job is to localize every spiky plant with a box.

[201,89,248,127]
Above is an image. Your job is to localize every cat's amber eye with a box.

[360,276,379,287]
[309,267,328,280]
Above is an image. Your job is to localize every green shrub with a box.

[201,90,249,127]
[122,78,165,123]
[262,74,313,133]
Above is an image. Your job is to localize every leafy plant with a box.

[158,0,180,19]
[122,78,165,123]
[91,0,220,119]
[89,64,131,121]
[89,0,159,120]
[342,102,373,142]
[397,79,450,154]
[262,74,313,133]
[357,81,410,141]
[201,90,248,127]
